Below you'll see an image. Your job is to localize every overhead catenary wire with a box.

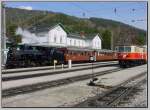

[69,2,146,24]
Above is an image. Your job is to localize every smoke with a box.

[16,27,40,44]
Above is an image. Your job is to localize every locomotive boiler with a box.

[5,44,64,69]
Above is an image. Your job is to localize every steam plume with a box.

[16,27,39,44]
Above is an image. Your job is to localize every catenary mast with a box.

[1,3,7,66]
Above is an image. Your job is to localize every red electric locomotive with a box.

[115,45,147,68]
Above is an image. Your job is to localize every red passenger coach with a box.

[116,45,147,68]
[58,47,93,63]
[58,47,117,64]
[94,49,117,61]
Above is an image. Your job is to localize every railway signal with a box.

[88,56,98,86]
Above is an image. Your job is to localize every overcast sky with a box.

[4,1,147,30]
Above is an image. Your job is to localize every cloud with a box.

[18,6,32,10]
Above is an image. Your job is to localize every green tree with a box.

[137,35,145,45]
[101,29,112,49]
[6,24,21,43]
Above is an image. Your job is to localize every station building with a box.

[22,23,102,49]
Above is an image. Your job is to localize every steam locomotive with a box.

[5,44,64,68]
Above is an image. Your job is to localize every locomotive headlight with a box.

[123,54,127,58]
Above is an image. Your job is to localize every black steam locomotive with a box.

[5,44,64,69]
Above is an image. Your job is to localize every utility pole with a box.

[111,31,114,50]
[1,3,7,66]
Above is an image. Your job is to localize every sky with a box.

[4,1,147,30]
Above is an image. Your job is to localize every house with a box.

[22,23,102,49]
[86,34,102,49]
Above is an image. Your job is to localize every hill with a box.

[5,7,146,49]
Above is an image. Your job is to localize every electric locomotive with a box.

[115,45,147,68]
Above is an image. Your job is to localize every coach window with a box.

[73,51,76,55]
[70,51,73,55]
[79,52,81,56]
[65,50,68,54]
[81,52,84,56]
[68,51,70,55]
[84,52,87,56]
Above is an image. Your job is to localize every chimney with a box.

[80,31,85,38]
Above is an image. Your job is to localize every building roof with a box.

[86,33,103,40]
[28,23,102,41]
[67,33,86,40]
[28,23,69,34]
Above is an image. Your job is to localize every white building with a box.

[22,23,102,49]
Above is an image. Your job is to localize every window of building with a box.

[60,37,62,43]
[54,36,56,43]
[70,40,71,45]
[54,34,57,43]
[74,40,76,46]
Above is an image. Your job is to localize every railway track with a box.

[2,67,122,98]
[2,61,118,74]
[74,71,147,107]
[2,62,118,81]
[116,79,147,107]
